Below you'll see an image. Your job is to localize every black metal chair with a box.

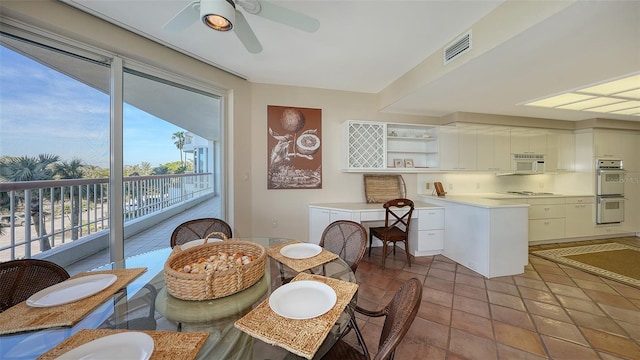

[0,259,70,312]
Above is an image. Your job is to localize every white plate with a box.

[269,280,337,319]
[55,332,154,360]
[26,274,117,308]
[179,238,222,250]
[279,243,322,259]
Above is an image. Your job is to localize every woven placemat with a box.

[37,329,209,360]
[267,241,339,272]
[0,267,147,335]
[234,272,358,359]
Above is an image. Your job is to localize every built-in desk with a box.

[310,199,530,278]
[308,202,445,257]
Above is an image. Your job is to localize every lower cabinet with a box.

[528,198,565,242]
[414,208,444,255]
[308,207,354,244]
[565,197,594,238]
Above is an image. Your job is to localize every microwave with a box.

[512,154,545,174]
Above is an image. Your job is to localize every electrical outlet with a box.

[476,183,480,190]
[426,182,431,190]
[539,182,544,189]
[272,220,278,228]
[448,183,453,190]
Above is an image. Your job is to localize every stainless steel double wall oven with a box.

[596,159,625,224]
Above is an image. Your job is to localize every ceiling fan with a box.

[162,0,320,54]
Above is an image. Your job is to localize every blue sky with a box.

[0,45,185,168]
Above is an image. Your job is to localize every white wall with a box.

[249,83,439,240]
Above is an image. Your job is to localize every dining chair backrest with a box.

[383,198,414,233]
[319,220,367,273]
[374,277,422,360]
[0,259,70,312]
[170,218,233,248]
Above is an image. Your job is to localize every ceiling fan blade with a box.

[234,10,263,53]
[162,1,200,32]
[248,0,320,33]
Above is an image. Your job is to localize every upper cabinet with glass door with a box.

[341,120,439,172]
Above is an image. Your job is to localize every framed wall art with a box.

[393,159,404,168]
[267,105,322,189]
[404,159,414,168]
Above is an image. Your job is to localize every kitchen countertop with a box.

[419,192,594,208]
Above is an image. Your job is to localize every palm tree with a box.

[54,158,85,240]
[0,154,60,251]
[172,131,185,165]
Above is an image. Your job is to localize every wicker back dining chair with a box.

[0,259,70,312]
[170,218,233,248]
[322,277,423,360]
[320,220,368,273]
[368,198,414,268]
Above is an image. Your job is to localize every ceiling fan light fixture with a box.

[201,0,236,31]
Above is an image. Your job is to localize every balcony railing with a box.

[0,173,212,262]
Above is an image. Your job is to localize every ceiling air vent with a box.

[444,31,472,65]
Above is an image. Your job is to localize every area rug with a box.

[531,243,640,289]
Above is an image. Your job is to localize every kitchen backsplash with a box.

[417,172,594,196]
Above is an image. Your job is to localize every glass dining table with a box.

[0,237,357,360]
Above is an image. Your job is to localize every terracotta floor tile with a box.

[523,299,572,323]
[566,309,627,337]
[455,273,486,289]
[356,240,640,360]
[418,300,452,326]
[531,314,588,346]
[423,288,454,308]
[573,278,618,294]
[450,309,494,339]
[541,335,600,360]
[514,277,549,291]
[448,328,498,360]
[424,276,455,293]
[580,327,640,360]
[487,291,526,311]
[599,303,640,325]
[485,279,519,296]
[429,267,457,282]
[454,283,488,301]
[490,304,535,330]
[453,294,490,318]
[493,321,546,357]
[518,287,560,305]
[584,289,638,310]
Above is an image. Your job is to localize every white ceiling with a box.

[61,0,640,123]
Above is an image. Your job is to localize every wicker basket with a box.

[164,233,266,301]
[363,174,406,203]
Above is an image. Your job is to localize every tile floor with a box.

[344,237,640,360]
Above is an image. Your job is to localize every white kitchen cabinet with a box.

[510,128,547,155]
[620,132,639,171]
[476,126,511,171]
[594,130,624,158]
[439,126,477,170]
[414,208,444,254]
[528,198,565,242]
[308,207,354,244]
[565,197,594,238]
[546,131,575,172]
[341,120,438,172]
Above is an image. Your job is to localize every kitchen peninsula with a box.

[308,199,529,278]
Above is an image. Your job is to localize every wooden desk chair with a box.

[368,199,414,268]
[322,278,423,360]
[170,218,232,248]
[0,259,70,312]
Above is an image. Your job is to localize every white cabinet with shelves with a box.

[341,120,438,172]
[476,126,511,171]
[439,126,477,170]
